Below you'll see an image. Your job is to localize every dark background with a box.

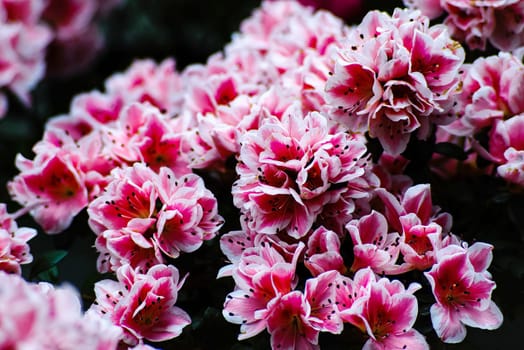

[0,1,521,349]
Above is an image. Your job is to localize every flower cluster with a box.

[8,63,187,234]
[404,0,524,51]
[0,271,122,349]
[325,8,465,155]
[88,162,222,273]
[221,171,502,349]
[233,107,378,239]
[0,0,121,118]
[437,52,524,186]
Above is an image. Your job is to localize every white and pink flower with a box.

[8,151,88,234]
[425,243,503,343]
[341,268,429,350]
[326,8,464,155]
[221,242,303,340]
[88,163,222,272]
[89,263,191,346]
[405,0,524,51]
[233,105,376,238]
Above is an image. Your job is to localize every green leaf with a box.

[433,142,468,161]
[30,250,68,280]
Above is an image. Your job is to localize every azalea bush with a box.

[0,0,522,349]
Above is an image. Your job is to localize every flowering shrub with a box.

[0,0,521,349]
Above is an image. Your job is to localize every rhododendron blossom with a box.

[487,115,524,186]
[346,210,402,274]
[0,0,52,117]
[233,105,376,238]
[221,242,303,340]
[326,8,464,155]
[89,263,191,346]
[8,151,89,233]
[441,52,524,184]
[373,184,454,272]
[425,243,503,343]
[88,163,223,272]
[443,52,524,137]
[0,0,121,117]
[304,226,346,276]
[341,268,429,350]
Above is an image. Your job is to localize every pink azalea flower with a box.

[424,244,503,343]
[326,8,464,155]
[236,1,315,52]
[221,242,303,340]
[219,220,258,267]
[411,0,524,50]
[155,169,223,258]
[182,72,255,169]
[102,103,191,176]
[341,268,428,350]
[497,147,524,186]
[88,163,222,272]
[371,184,454,273]
[69,91,124,126]
[347,210,402,275]
[403,0,444,19]
[8,151,89,234]
[444,52,524,138]
[233,105,375,238]
[0,0,52,117]
[304,226,346,276]
[304,270,343,334]
[0,203,36,274]
[266,291,319,350]
[334,267,377,316]
[90,263,191,346]
[399,213,443,270]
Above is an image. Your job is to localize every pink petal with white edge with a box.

[461,301,503,330]
[267,291,319,350]
[430,303,466,344]
[325,62,377,113]
[305,270,343,334]
[467,242,493,274]
[388,292,419,332]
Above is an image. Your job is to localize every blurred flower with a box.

[0,271,122,349]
